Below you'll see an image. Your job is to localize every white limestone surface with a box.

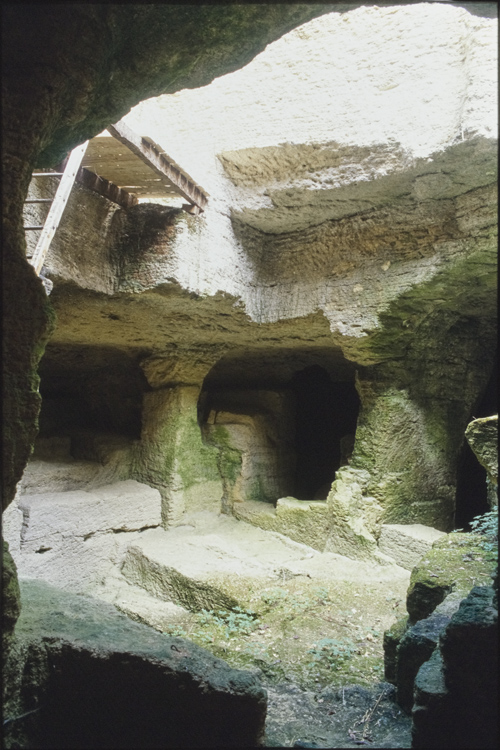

[378,523,447,570]
[97,570,191,632]
[5,480,162,593]
[126,4,496,183]
[119,3,496,332]
[17,480,161,552]
[122,510,409,590]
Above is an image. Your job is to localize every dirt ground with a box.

[264,680,411,748]
[139,515,413,748]
[161,572,413,747]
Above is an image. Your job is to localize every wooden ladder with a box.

[25,141,89,279]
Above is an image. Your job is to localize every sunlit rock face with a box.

[17,3,497,556]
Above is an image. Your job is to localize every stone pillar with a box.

[201,390,295,514]
[350,376,456,532]
[134,357,222,527]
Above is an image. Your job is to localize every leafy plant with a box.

[196,606,257,639]
[163,625,187,637]
[307,637,356,670]
[469,507,498,562]
[313,586,329,603]
[243,641,268,658]
[260,587,289,606]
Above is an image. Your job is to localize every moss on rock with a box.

[465,415,498,502]
[353,384,455,531]
[406,532,496,624]
[134,386,222,524]
[2,541,21,641]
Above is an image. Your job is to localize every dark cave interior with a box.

[290,365,360,500]
[199,350,360,503]
[34,342,492,520]
[37,346,149,444]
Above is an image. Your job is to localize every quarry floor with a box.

[97,511,413,747]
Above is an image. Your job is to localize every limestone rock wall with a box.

[465,415,498,506]
[18,3,497,547]
[2,0,497,592]
[2,4,497,746]
[202,389,296,512]
[134,385,222,526]
[3,1,336,511]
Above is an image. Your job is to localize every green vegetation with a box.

[467,507,498,563]
[196,606,258,639]
[308,638,356,670]
[161,578,406,690]
[156,512,498,690]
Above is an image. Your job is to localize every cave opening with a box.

[291,365,360,500]
[36,345,149,455]
[199,351,360,506]
[454,355,498,530]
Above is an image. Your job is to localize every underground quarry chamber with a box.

[25,341,496,537]
[198,348,361,510]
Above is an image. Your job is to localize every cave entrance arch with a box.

[32,344,149,467]
[291,365,360,500]
[198,350,360,508]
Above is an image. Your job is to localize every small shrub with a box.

[469,507,498,562]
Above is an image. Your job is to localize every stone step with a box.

[5,481,162,594]
[378,524,446,570]
[17,480,162,552]
[120,511,410,615]
[98,570,191,633]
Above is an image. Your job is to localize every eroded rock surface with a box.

[3,579,267,749]
[2,3,497,749]
[29,2,496,554]
[378,524,446,571]
[465,415,498,506]
[412,585,498,749]
[3,480,161,594]
[405,532,495,625]
[382,528,496,705]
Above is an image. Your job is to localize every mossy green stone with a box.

[383,615,409,685]
[406,532,495,624]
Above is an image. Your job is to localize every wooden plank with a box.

[81,136,181,199]
[75,167,138,209]
[53,156,139,209]
[30,141,89,276]
[107,120,208,211]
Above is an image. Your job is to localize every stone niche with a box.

[198,349,360,510]
[20,344,149,495]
